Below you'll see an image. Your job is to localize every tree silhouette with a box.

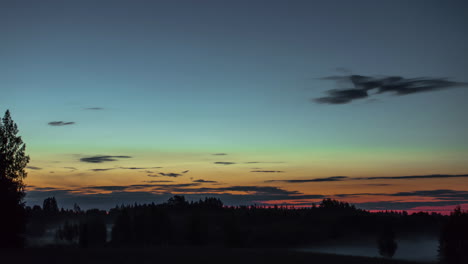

[377,224,397,258]
[439,206,468,264]
[0,110,30,247]
[43,197,59,214]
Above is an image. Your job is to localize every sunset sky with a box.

[2,0,468,212]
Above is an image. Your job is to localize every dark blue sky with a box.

[1,0,468,210]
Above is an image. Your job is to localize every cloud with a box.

[251,170,284,173]
[355,174,468,180]
[212,153,227,156]
[119,167,147,170]
[315,89,368,104]
[335,189,468,201]
[269,174,468,183]
[182,170,189,173]
[389,189,468,200]
[355,200,468,211]
[63,167,77,171]
[86,186,128,191]
[266,176,348,183]
[144,180,174,183]
[193,179,218,183]
[85,107,104,110]
[245,161,285,164]
[214,162,236,165]
[48,121,75,126]
[89,168,115,172]
[158,172,183,177]
[80,155,132,163]
[315,74,467,104]
[27,166,42,170]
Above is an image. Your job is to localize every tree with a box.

[0,110,30,247]
[377,224,398,258]
[43,197,59,214]
[439,206,468,264]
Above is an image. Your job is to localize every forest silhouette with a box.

[1,109,467,264]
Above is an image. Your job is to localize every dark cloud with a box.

[266,176,348,183]
[89,168,115,172]
[86,186,128,191]
[359,184,393,186]
[270,174,468,183]
[315,89,368,104]
[182,170,189,173]
[144,180,174,183]
[315,74,467,104]
[335,189,468,202]
[193,179,218,183]
[27,166,42,170]
[212,153,227,156]
[119,167,146,170]
[245,161,285,164]
[159,172,183,177]
[80,155,132,163]
[355,200,468,211]
[251,170,284,173]
[85,107,104,110]
[214,162,236,165]
[389,189,468,201]
[48,121,75,126]
[355,174,468,181]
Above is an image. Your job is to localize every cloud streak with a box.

[268,174,468,183]
[85,107,104,110]
[80,155,132,163]
[214,162,236,165]
[48,121,75,126]
[315,74,467,104]
[27,166,42,170]
[266,176,348,183]
[251,170,284,173]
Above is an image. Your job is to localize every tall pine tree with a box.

[0,110,30,247]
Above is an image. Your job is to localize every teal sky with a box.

[1,0,468,210]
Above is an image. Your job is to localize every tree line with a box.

[1,109,468,264]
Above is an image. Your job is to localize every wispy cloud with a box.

[89,168,115,172]
[48,121,75,126]
[80,155,132,163]
[356,174,468,180]
[212,153,228,156]
[193,179,218,183]
[214,162,236,165]
[251,170,284,173]
[245,161,285,164]
[315,74,467,104]
[27,166,42,170]
[266,176,348,183]
[268,174,468,183]
[158,172,183,177]
[85,107,104,110]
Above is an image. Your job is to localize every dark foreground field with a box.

[1,247,431,264]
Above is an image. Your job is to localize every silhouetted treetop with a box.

[0,109,30,247]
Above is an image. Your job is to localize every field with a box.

[1,247,432,264]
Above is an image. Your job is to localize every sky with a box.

[1,0,468,212]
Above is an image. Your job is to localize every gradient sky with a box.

[2,0,468,211]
